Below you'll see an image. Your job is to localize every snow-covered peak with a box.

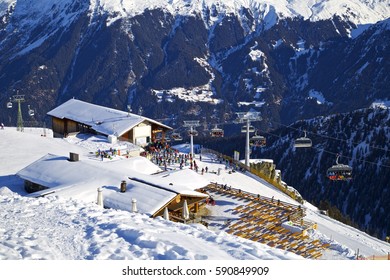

[1,0,88,31]
[2,0,389,29]
[95,0,390,26]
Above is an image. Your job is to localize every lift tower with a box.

[183,120,200,157]
[236,111,262,167]
[7,95,25,132]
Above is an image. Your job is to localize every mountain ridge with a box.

[0,0,389,130]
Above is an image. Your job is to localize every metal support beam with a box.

[236,111,262,167]
[8,95,25,132]
[183,120,200,157]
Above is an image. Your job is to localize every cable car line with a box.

[167,113,390,171]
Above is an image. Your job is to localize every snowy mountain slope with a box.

[1,0,389,53]
[1,127,390,260]
[84,0,390,27]
[257,106,390,239]
[0,187,301,260]
[0,0,389,133]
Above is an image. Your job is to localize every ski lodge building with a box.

[47,99,172,146]
[17,153,208,220]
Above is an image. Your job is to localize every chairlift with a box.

[211,125,224,137]
[28,105,35,117]
[241,125,255,133]
[250,132,266,147]
[154,132,163,142]
[188,129,198,137]
[171,132,183,141]
[327,154,352,181]
[7,100,12,109]
[294,130,312,148]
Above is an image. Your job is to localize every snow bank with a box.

[0,187,302,260]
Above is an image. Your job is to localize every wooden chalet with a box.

[47,99,172,146]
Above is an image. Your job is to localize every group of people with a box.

[145,141,213,175]
[146,141,185,170]
[96,147,119,161]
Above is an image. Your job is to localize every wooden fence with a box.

[201,148,303,203]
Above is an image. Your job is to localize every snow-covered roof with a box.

[16,153,207,217]
[104,182,178,217]
[47,99,172,137]
[131,168,210,196]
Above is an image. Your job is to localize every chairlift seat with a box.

[171,133,182,141]
[188,130,198,137]
[241,125,255,133]
[211,128,224,137]
[327,164,352,181]
[250,135,266,147]
[294,137,312,148]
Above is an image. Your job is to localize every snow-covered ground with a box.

[1,127,390,268]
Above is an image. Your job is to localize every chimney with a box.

[120,180,127,192]
[69,152,79,162]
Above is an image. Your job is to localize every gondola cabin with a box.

[250,135,266,147]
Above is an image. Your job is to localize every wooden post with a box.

[120,180,127,192]
[132,198,138,213]
[194,202,199,213]
[97,188,103,207]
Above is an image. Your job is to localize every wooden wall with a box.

[51,117,86,138]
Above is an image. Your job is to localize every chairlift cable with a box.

[260,129,390,169]
[269,119,390,155]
